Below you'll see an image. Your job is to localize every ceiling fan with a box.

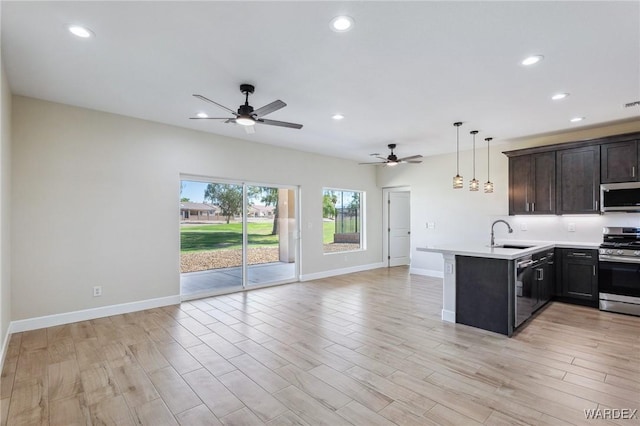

[190,84,303,134]
[359,144,423,166]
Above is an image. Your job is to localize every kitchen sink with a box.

[491,244,535,249]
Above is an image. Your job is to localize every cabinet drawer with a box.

[564,249,596,260]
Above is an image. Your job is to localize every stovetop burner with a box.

[600,241,640,248]
[601,227,640,251]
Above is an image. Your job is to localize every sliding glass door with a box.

[246,186,297,287]
[179,177,298,299]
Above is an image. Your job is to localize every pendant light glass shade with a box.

[452,122,463,189]
[469,130,479,191]
[484,137,494,193]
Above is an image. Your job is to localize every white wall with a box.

[378,121,640,275]
[11,96,382,321]
[1,29,13,353]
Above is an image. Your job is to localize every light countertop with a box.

[417,240,600,260]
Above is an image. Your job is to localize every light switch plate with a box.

[568,223,576,232]
[427,222,435,229]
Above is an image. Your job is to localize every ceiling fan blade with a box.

[225,118,236,123]
[189,117,234,120]
[398,154,423,161]
[359,161,387,165]
[193,94,236,115]
[376,156,389,161]
[244,125,256,134]
[256,118,303,129]
[406,160,422,164]
[252,100,286,118]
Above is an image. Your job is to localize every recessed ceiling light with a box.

[196,112,208,118]
[570,117,585,123]
[521,55,544,66]
[332,113,344,120]
[552,93,569,100]
[330,16,354,32]
[67,25,93,38]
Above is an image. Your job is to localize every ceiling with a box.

[2,1,639,162]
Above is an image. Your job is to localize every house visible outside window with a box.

[322,188,364,253]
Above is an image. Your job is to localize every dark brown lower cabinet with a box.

[558,248,598,306]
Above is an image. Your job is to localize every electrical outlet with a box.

[427,222,435,229]
[520,222,528,231]
[93,286,102,297]
[568,223,576,232]
[446,263,453,274]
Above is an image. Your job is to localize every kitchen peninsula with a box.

[419,240,599,336]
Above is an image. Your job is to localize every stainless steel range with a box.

[599,227,640,316]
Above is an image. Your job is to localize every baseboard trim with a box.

[442,309,456,323]
[409,268,444,278]
[8,295,181,334]
[300,262,386,282]
[0,326,10,373]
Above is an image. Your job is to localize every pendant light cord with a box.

[487,140,490,180]
[454,122,462,175]
[471,130,478,179]
[472,133,476,178]
[486,137,492,180]
[456,126,460,174]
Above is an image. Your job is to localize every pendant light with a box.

[452,122,463,189]
[469,130,479,191]
[484,137,494,193]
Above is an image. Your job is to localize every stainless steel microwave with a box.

[601,182,640,212]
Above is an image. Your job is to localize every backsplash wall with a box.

[496,214,640,244]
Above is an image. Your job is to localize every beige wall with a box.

[11,96,382,321]
[378,120,640,275]
[1,42,12,353]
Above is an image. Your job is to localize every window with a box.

[322,188,364,253]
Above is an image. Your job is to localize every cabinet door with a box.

[556,146,601,214]
[601,140,638,183]
[509,155,531,215]
[562,250,597,302]
[531,152,556,214]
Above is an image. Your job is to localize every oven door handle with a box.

[599,255,640,264]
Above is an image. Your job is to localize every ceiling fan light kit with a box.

[191,83,303,131]
[359,143,422,166]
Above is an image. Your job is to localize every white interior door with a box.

[388,191,411,266]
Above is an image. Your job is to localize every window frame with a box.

[322,187,366,255]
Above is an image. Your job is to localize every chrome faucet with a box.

[491,220,513,247]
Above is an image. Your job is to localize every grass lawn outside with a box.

[180,220,359,272]
[181,222,278,252]
[323,220,335,244]
[181,220,348,252]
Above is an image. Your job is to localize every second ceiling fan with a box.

[191,84,303,134]
[360,144,422,166]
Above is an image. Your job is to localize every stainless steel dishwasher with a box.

[515,255,536,328]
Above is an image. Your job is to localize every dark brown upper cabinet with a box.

[504,131,640,215]
[508,152,556,215]
[556,146,600,214]
[601,139,639,183]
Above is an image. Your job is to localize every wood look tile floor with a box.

[1,267,639,425]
